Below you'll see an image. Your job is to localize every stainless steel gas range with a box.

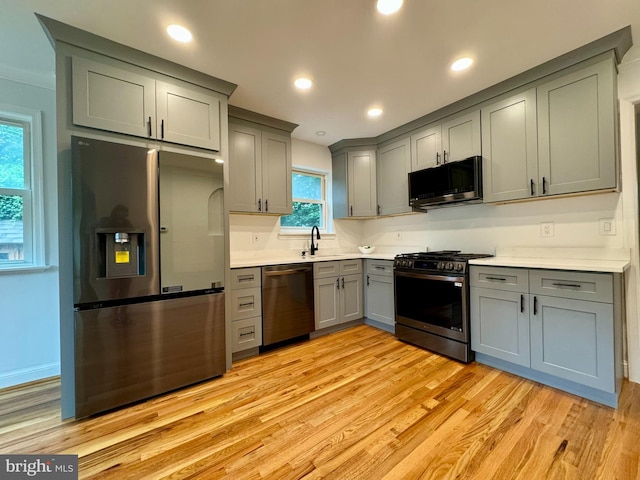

[394,251,493,363]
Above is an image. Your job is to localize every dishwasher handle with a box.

[263,267,312,277]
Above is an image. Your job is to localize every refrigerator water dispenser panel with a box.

[103,231,144,278]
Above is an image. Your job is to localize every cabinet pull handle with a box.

[258,198,262,212]
[530,179,534,196]
[374,266,385,270]
[239,330,255,337]
[521,294,525,313]
[239,301,254,307]
[237,275,254,282]
[377,204,381,215]
[367,274,370,286]
[341,277,345,289]
[350,206,353,216]
[542,176,547,194]
[436,152,440,165]
[485,276,507,282]
[533,296,538,315]
[443,150,448,163]
[147,116,152,137]
[265,199,268,212]
[161,119,165,139]
[336,278,340,290]
[552,282,582,288]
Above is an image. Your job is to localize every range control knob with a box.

[437,262,444,270]
[446,262,454,270]
[455,263,464,272]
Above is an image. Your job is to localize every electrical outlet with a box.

[395,231,403,241]
[540,222,554,238]
[599,218,617,236]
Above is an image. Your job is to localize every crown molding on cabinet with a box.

[228,105,298,133]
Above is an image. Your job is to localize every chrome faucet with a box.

[310,226,321,256]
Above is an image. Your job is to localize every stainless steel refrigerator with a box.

[71,136,226,418]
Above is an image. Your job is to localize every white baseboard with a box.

[0,363,60,389]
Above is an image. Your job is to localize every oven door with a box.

[394,270,468,343]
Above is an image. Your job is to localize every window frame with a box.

[280,168,329,233]
[0,105,45,271]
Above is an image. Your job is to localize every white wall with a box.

[0,77,60,388]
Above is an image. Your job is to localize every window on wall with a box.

[280,169,327,231]
[0,106,44,269]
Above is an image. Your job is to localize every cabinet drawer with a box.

[314,261,340,279]
[231,317,262,353]
[366,259,393,276]
[340,259,363,275]
[469,266,528,293]
[231,267,261,289]
[529,270,613,303]
[230,287,262,320]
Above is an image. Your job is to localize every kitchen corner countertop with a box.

[469,247,630,273]
[231,253,397,269]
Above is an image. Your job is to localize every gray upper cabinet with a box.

[228,120,292,215]
[72,57,156,139]
[537,58,617,196]
[483,55,617,203]
[155,81,221,151]
[410,110,481,171]
[481,89,539,203]
[332,148,377,218]
[72,56,222,151]
[377,138,411,216]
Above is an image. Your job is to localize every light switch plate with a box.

[599,218,616,236]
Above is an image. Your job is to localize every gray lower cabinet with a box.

[470,265,622,406]
[230,268,262,353]
[72,56,222,151]
[364,259,394,329]
[314,260,363,329]
[377,138,411,216]
[482,54,617,203]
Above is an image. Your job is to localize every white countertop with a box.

[469,247,630,273]
[231,253,396,268]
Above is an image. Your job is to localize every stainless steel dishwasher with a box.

[261,263,314,347]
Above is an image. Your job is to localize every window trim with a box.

[0,105,45,270]
[280,167,330,234]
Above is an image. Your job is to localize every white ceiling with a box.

[2,0,640,146]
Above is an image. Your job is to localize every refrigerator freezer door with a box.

[159,151,225,293]
[72,136,160,304]
[74,292,225,418]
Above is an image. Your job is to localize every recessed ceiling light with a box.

[451,57,474,72]
[294,78,313,90]
[316,131,326,136]
[367,108,383,118]
[167,24,193,43]
[377,0,403,15]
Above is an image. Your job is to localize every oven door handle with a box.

[394,270,466,283]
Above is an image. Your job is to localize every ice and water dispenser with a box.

[99,230,146,279]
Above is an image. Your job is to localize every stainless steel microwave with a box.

[408,156,482,211]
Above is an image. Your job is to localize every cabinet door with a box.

[537,58,617,195]
[156,81,221,151]
[470,287,530,367]
[72,56,155,138]
[332,152,349,219]
[365,274,394,327]
[377,138,411,215]
[261,131,292,215]
[347,150,377,217]
[231,317,262,353]
[441,110,481,163]
[410,124,441,171]
[530,295,614,391]
[341,274,363,323]
[314,277,340,329]
[228,123,262,212]
[481,90,539,202]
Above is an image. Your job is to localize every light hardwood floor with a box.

[1,325,639,479]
